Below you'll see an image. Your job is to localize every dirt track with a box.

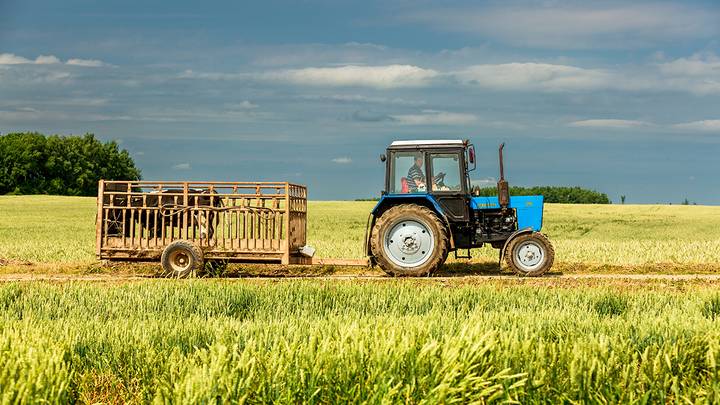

[2,273,720,282]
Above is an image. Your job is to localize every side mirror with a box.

[467,145,476,172]
[380,154,386,162]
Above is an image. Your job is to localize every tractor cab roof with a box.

[388,139,467,150]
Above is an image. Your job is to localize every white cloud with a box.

[172,163,191,170]
[568,119,653,129]
[177,55,720,95]
[0,53,106,67]
[0,53,31,64]
[659,53,720,77]
[673,120,720,132]
[453,59,720,94]
[391,110,477,126]
[405,3,719,49]
[264,65,438,89]
[66,58,105,67]
[331,157,352,164]
[455,63,614,92]
[178,69,246,80]
[0,53,61,65]
[34,55,61,64]
[225,100,258,109]
[239,100,258,109]
[299,94,424,106]
[657,53,720,95]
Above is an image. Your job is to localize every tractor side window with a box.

[430,153,462,192]
[390,152,426,194]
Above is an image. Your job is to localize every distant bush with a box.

[475,186,611,204]
[0,132,141,196]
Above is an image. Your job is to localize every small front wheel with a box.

[505,232,554,277]
[161,240,203,278]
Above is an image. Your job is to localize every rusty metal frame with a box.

[96,180,308,264]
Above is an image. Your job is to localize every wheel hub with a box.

[515,241,543,270]
[384,219,434,268]
[169,251,191,272]
[400,235,420,254]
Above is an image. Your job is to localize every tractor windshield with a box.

[429,153,462,192]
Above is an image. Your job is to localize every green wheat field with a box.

[1,280,720,403]
[1,196,720,403]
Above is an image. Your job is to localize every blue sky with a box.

[1,0,718,203]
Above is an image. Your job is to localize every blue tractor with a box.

[366,140,554,276]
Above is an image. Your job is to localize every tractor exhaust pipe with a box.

[497,142,510,209]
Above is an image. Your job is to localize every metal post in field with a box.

[182,182,189,240]
[95,180,104,259]
[282,182,291,264]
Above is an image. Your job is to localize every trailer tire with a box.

[161,240,203,278]
[504,232,554,277]
[371,204,449,277]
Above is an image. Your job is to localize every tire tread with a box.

[504,232,555,277]
[370,204,449,277]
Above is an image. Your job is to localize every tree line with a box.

[0,132,141,196]
[473,186,610,204]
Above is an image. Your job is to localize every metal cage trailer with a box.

[96,180,310,276]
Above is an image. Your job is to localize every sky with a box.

[0,0,718,203]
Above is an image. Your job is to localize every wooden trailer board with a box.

[96,180,310,265]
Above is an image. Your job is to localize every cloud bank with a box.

[0,53,106,67]
[404,2,719,49]
[263,65,439,89]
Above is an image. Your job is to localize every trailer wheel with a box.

[504,232,554,277]
[370,204,449,277]
[161,240,203,278]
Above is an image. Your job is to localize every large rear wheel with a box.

[504,232,554,277]
[371,204,449,276]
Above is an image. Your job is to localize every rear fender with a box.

[499,227,534,264]
[366,195,455,257]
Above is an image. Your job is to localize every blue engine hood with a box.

[471,195,544,231]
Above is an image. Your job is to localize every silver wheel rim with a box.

[514,240,544,272]
[383,219,435,268]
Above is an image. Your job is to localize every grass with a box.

[0,279,719,403]
[1,195,718,271]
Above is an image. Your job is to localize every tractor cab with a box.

[382,139,473,222]
[368,139,554,277]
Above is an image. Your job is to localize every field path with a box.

[1,273,720,282]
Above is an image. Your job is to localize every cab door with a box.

[427,151,469,222]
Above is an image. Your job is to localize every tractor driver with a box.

[407,155,426,192]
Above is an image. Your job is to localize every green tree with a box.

[0,132,141,196]
[474,186,611,204]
